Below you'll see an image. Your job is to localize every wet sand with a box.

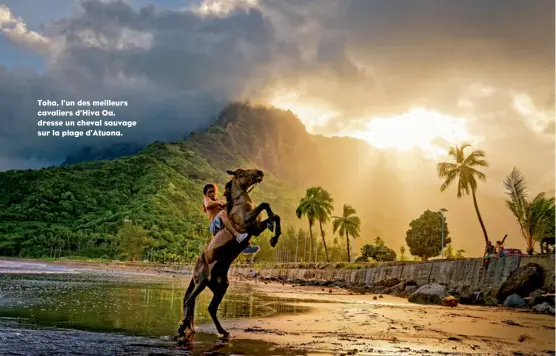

[202,279,555,355]
[1,259,554,355]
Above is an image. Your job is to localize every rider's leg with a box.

[217,211,249,243]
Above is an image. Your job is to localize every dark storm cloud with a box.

[0,0,554,171]
[0,0,294,170]
[259,0,554,117]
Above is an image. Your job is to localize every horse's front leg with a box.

[245,202,281,247]
[268,215,281,247]
[245,202,274,223]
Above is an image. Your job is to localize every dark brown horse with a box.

[176,168,281,340]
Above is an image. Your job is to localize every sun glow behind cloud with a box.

[270,91,475,159]
[337,108,475,159]
[268,91,341,132]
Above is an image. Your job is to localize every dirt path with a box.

[205,279,556,355]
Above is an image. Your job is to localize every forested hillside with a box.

[0,103,304,262]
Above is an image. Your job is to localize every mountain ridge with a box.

[0,102,538,258]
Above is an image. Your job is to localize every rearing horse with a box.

[177,168,281,340]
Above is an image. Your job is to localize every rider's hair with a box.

[203,183,217,196]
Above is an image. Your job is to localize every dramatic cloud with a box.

[0,0,294,168]
[0,5,50,54]
[0,0,554,184]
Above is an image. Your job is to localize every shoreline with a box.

[1,258,555,355]
[213,280,555,355]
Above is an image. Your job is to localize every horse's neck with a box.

[230,181,252,209]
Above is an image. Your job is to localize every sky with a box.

[0,0,554,254]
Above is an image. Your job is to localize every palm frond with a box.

[440,169,458,192]
[447,146,458,161]
[456,143,471,163]
[463,149,488,167]
[436,162,458,178]
[503,167,528,227]
[469,167,487,182]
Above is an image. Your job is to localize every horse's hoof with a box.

[270,236,278,247]
[219,331,232,339]
[177,323,186,337]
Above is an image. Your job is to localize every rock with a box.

[470,291,484,305]
[527,290,554,307]
[404,285,417,295]
[379,278,401,288]
[497,263,544,301]
[483,295,499,306]
[442,296,459,307]
[408,283,449,305]
[532,302,556,315]
[390,282,405,297]
[370,286,391,294]
[504,294,527,308]
[457,286,473,304]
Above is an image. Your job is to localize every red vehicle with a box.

[503,248,522,256]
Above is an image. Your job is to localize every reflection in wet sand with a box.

[0,267,310,338]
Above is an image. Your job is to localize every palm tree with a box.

[332,204,361,262]
[310,187,334,262]
[296,194,315,262]
[296,187,334,262]
[400,246,406,261]
[503,167,555,254]
[437,143,489,247]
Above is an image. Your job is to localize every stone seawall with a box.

[229,255,555,293]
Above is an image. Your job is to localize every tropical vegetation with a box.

[503,167,555,254]
[295,187,334,262]
[2,102,554,264]
[436,143,489,248]
[405,209,452,261]
[332,204,361,262]
[356,237,396,262]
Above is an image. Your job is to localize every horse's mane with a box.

[224,180,233,214]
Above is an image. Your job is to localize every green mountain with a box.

[0,103,311,261]
[0,102,528,261]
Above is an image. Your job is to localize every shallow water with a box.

[0,260,315,355]
[0,270,308,338]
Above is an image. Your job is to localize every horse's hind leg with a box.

[181,278,208,336]
[207,262,231,337]
[177,279,196,337]
[178,258,209,338]
[207,275,230,337]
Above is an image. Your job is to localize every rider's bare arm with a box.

[204,197,223,210]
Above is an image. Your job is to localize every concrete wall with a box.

[230,255,555,292]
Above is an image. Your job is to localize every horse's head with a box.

[226,168,264,190]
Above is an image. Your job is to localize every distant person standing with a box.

[496,240,505,257]
[482,241,495,269]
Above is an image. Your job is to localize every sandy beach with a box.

[1,259,554,355]
[216,278,555,355]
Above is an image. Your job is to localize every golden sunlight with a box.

[268,91,340,132]
[336,108,474,159]
[270,89,475,159]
